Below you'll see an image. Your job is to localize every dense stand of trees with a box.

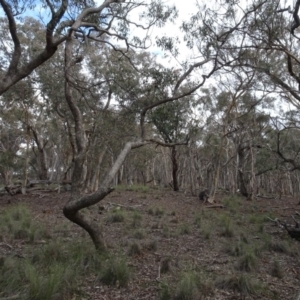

[1,0,300,249]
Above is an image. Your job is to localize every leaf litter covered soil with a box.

[1,187,300,299]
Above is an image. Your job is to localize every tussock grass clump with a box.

[159,281,172,300]
[131,211,142,228]
[0,238,104,299]
[265,240,291,254]
[25,262,73,300]
[178,223,191,235]
[224,240,246,257]
[115,184,149,193]
[128,242,142,256]
[175,271,200,300]
[219,215,234,238]
[133,229,145,240]
[161,257,172,274]
[235,251,258,272]
[271,260,284,278]
[215,274,262,297]
[201,226,212,240]
[0,204,48,243]
[100,255,131,287]
[143,239,158,252]
[108,210,126,223]
[149,207,165,217]
[175,270,214,300]
[194,214,202,228]
[223,195,242,213]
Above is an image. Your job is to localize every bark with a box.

[0,0,68,95]
[30,126,48,180]
[63,140,146,251]
[237,146,248,197]
[171,146,179,191]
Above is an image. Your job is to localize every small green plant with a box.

[219,215,234,238]
[108,210,126,223]
[144,239,158,251]
[235,251,258,272]
[223,195,242,213]
[25,262,72,300]
[194,214,202,228]
[117,184,150,193]
[155,207,165,217]
[133,229,145,240]
[161,257,172,274]
[159,281,172,300]
[271,260,284,278]
[175,270,199,300]
[128,242,142,256]
[224,240,246,257]
[178,223,191,235]
[0,204,48,243]
[201,226,212,240]
[131,211,142,228]
[100,255,131,287]
[265,240,291,254]
[215,274,262,297]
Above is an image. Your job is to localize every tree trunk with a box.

[237,146,248,197]
[171,146,179,191]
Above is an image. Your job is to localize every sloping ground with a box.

[1,187,300,299]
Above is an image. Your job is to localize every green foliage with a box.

[0,204,48,243]
[159,281,172,300]
[236,251,258,272]
[108,209,126,223]
[128,242,142,256]
[143,239,158,252]
[161,257,172,274]
[215,274,263,297]
[148,207,165,217]
[116,184,150,193]
[219,214,234,237]
[25,262,72,300]
[175,270,200,300]
[271,260,284,278]
[100,255,131,287]
[0,238,104,299]
[201,225,212,240]
[223,195,242,213]
[194,214,202,228]
[131,211,143,228]
[133,229,146,239]
[178,223,191,235]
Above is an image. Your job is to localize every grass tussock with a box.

[100,255,131,287]
[215,274,262,297]
[0,238,104,299]
[223,195,242,213]
[219,214,234,238]
[0,204,49,243]
[108,209,126,223]
[116,184,150,193]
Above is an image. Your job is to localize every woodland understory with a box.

[1,0,300,291]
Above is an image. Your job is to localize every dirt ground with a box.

[1,187,300,299]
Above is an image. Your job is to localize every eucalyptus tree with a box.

[59,0,228,250]
[150,98,192,191]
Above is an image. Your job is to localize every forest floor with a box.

[1,186,300,299]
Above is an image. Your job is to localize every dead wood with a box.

[107,202,143,211]
[205,204,225,209]
[268,216,300,240]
